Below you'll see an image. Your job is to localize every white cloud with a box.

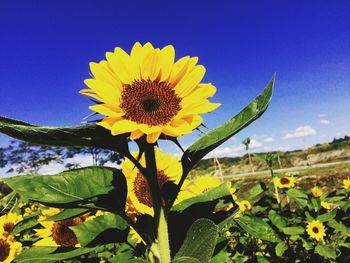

[263,137,275,143]
[318,113,327,118]
[283,126,317,139]
[206,144,245,158]
[319,119,330,125]
[249,139,262,149]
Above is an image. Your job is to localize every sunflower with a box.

[0,213,23,238]
[80,42,220,143]
[0,236,22,263]
[311,187,323,198]
[343,178,350,189]
[39,207,61,221]
[274,176,296,189]
[306,220,326,241]
[187,175,223,195]
[129,226,145,245]
[237,200,252,212]
[320,201,331,211]
[122,149,182,216]
[34,216,86,247]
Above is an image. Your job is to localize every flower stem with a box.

[157,208,171,263]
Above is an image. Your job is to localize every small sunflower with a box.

[81,42,220,143]
[122,149,182,216]
[187,175,223,195]
[311,187,323,198]
[343,178,350,189]
[0,213,23,238]
[306,220,326,241]
[237,200,252,212]
[174,180,196,206]
[274,176,296,189]
[320,201,331,211]
[34,216,86,247]
[39,207,61,221]
[0,236,22,263]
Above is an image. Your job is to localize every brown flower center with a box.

[0,239,10,262]
[51,217,83,247]
[133,170,171,208]
[2,223,14,237]
[280,177,290,185]
[120,80,182,126]
[312,227,319,233]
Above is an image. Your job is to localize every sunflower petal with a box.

[174,65,206,97]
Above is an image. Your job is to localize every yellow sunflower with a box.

[122,149,182,216]
[187,175,223,195]
[34,216,86,247]
[174,179,196,206]
[80,42,220,143]
[343,178,350,189]
[311,187,323,198]
[0,213,23,238]
[39,207,61,221]
[237,200,252,212]
[306,220,326,241]
[274,176,296,189]
[320,201,331,211]
[0,236,22,263]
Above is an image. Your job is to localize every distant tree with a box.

[0,140,123,174]
[243,137,254,173]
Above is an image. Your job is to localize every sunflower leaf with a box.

[14,246,104,263]
[181,75,275,174]
[2,167,127,213]
[174,218,219,263]
[0,116,129,153]
[71,213,128,247]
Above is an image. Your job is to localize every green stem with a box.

[270,168,281,205]
[157,208,171,263]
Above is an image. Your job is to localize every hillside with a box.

[190,136,350,178]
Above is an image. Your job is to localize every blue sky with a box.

[0,0,349,160]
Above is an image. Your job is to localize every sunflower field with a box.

[0,42,349,263]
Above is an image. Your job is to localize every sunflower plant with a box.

[0,42,275,263]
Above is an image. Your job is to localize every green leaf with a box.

[315,244,336,259]
[3,167,114,203]
[282,226,304,235]
[12,215,39,235]
[328,219,349,235]
[317,209,337,222]
[175,218,219,263]
[268,210,288,229]
[311,198,320,211]
[172,182,231,212]
[0,116,129,152]
[71,213,128,247]
[3,167,126,212]
[110,243,135,262]
[247,182,265,201]
[235,215,280,242]
[275,242,288,257]
[14,246,101,263]
[209,250,230,263]
[286,189,308,207]
[172,257,202,263]
[181,75,275,174]
[45,208,90,221]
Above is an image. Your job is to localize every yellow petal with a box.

[97,117,123,130]
[188,83,217,100]
[79,89,103,102]
[89,61,122,89]
[130,129,144,140]
[167,56,191,87]
[84,79,120,105]
[174,65,206,97]
[111,120,138,135]
[89,104,124,117]
[186,101,221,115]
[159,45,175,82]
[141,48,161,81]
[146,130,162,143]
[34,237,58,247]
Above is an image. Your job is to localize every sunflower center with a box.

[51,218,82,247]
[280,177,290,185]
[121,80,182,126]
[133,170,171,208]
[312,227,319,233]
[0,240,10,262]
[2,223,14,236]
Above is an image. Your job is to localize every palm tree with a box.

[243,137,255,173]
